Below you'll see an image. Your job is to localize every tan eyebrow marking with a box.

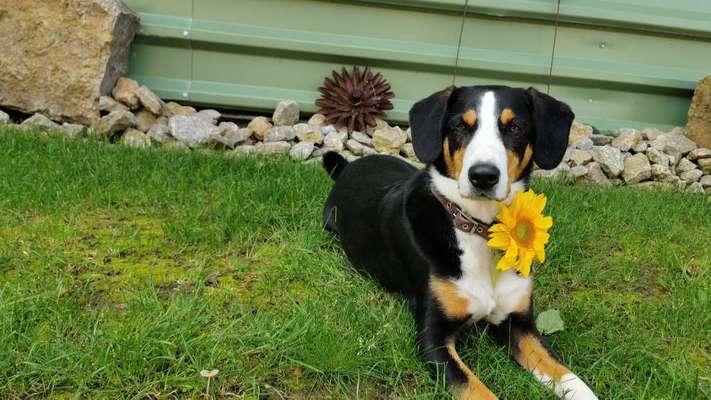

[462,109,477,127]
[501,108,515,125]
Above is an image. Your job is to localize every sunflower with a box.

[487,189,553,277]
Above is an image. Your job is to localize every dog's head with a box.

[410,86,574,201]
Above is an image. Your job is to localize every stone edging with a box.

[1,77,709,193]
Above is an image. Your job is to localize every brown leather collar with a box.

[431,189,492,240]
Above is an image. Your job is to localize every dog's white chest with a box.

[452,230,532,325]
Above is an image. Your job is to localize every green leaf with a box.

[536,309,565,335]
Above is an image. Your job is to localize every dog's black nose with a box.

[468,164,500,190]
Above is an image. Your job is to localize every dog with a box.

[321,86,598,399]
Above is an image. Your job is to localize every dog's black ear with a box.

[409,87,454,164]
[527,87,575,170]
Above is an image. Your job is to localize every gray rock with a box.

[264,126,296,142]
[688,148,711,161]
[219,123,250,148]
[663,134,697,159]
[341,150,361,162]
[205,134,232,150]
[322,132,345,152]
[569,121,593,146]
[169,115,219,147]
[651,164,675,182]
[590,134,613,146]
[196,109,221,124]
[247,116,272,141]
[59,123,86,138]
[99,96,129,114]
[373,126,407,155]
[584,162,611,186]
[699,175,711,188]
[0,110,8,124]
[622,153,652,184]
[147,121,171,144]
[631,141,648,153]
[406,127,412,142]
[294,123,323,144]
[351,131,372,145]
[254,141,291,155]
[574,137,594,151]
[569,149,593,166]
[367,118,390,136]
[687,182,704,193]
[289,142,315,161]
[233,145,256,155]
[21,113,59,129]
[272,100,300,126]
[307,113,327,127]
[164,102,196,117]
[346,139,367,156]
[96,110,136,136]
[135,110,157,132]
[112,77,141,110]
[120,128,151,148]
[591,145,624,177]
[646,148,671,166]
[679,169,703,183]
[568,165,588,178]
[676,158,697,174]
[699,158,711,174]
[611,128,642,152]
[532,164,570,179]
[136,86,163,115]
[401,143,418,160]
[642,127,664,141]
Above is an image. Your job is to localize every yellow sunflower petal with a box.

[534,215,553,230]
[489,223,509,233]
[496,240,519,271]
[536,231,551,245]
[530,192,547,214]
[496,206,516,228]
[487,233,510,249]
[516,248,535,277]
[534,239,546,264]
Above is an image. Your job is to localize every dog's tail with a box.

[322,151,348,180]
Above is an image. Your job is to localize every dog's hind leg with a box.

[489,310,598,400]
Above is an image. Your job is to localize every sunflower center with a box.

[513,218,535,247]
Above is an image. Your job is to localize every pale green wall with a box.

[124,0,711,130]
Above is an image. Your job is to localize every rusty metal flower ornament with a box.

[315,66,395,133]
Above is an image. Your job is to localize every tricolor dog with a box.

[321,86,598,399]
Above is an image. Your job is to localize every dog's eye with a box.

[509,123,522,134]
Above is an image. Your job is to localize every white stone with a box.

[120,128,151,149]
[679,169,703,183]
[688,148,711,161]
[676,158,697,174]
[568,121,593,146]
[254,141,291,155]
[289,142,315,161]
[295,123,323,144]
[307,113,327,127]
[272,100,300,126]
[642,127,664,141]
[169,115,219,147]
[622,153,652,184]
[569,149,593,166]
[591,146,624,177]
[264,126,296,142]
[136,86,163,115]
[372,126,407,155]
[611,128,642,152]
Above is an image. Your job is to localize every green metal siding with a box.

[124,0,711,131]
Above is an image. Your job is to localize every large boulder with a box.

[0,0,139,124]
[688,76,711,148]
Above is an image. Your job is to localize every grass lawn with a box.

[0,128,709,399]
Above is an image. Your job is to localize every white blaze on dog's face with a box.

[458,91,509,200]
[409,85,575,204]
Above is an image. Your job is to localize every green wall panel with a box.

[124,0,711,131]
